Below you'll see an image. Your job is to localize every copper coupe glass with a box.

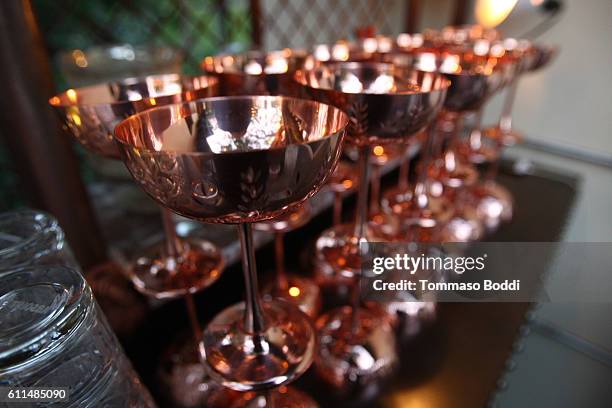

[296,62,449,394]
[204,49,324,320]
[474,42,558,230]
[380,49,504,242]
[114,96,347,404]
[50,74,225,405]
[483,42,558,147]
[49,74,223,298]
[201,49,307,96]
[459,39,525,231]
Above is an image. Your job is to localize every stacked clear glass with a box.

[0,265,155,407]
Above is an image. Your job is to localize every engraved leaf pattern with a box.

[64,106,114,156]
[379,102,425,133]
[127,150,181,203]
[238,166,267,211]
[347,99,368,137]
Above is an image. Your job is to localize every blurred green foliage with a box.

[34,0,252,77]
[1,0,251,211]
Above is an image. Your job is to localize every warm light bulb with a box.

[362,38,377,53]
[244,61,263,75]
[332,43,350,61]
[66,89,77,103]
[342,179,353,189]
[475,0,518,28]
[288,286,301,297]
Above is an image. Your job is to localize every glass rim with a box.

[113,94,350,156]
[295,62,452,95]
[0,210,62,260]
[0,265,90,373]
[48,73,218,109]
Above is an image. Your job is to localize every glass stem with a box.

[499,78,519,133]
[469,109,484,150]
[238,223,265,334]
[432,120,446,158]
[350,278,361,336]
[414,121,440,206]
[161,207,182,259]
[274,231,288,291]
[398,145,412,190]
[487,80,519,181]
[333,192,343,226]
[350,145,371,335]
[353,145,371,240]
[412,122,441,242]
[444,114,463,174]
[369,165,381,216]
[162,208,202,357]
[183,293,204,362]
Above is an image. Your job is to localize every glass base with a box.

[314,224,362,283]
[380,186,453,242]
[457,139,499,165]
[439,205,484,243]
[229,386,318,408]
[483,126,524,147]
[203,299,315,391]
[368,212,403,242]
[314,223,388,285]
[439,162,479,189]
[130,237,224,299]
[370,213,442,243]
[381,297,437,340]
[381,186,453,223]
[157,334,238,408]
[471,180,513,230]
[263,275,321,318]
[315,306,398,396]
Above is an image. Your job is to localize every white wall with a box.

[505,0,612,157]
[420,0,612,158]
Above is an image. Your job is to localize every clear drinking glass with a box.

[0,265,156,407]
[0,210,78,274]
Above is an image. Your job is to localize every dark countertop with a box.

[91,157,579,407]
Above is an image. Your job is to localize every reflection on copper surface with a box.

[201,49,307,96]
[49,74,218,158]
[114,96,348,224]
[380,50,503,112]
[296,62,449,146]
